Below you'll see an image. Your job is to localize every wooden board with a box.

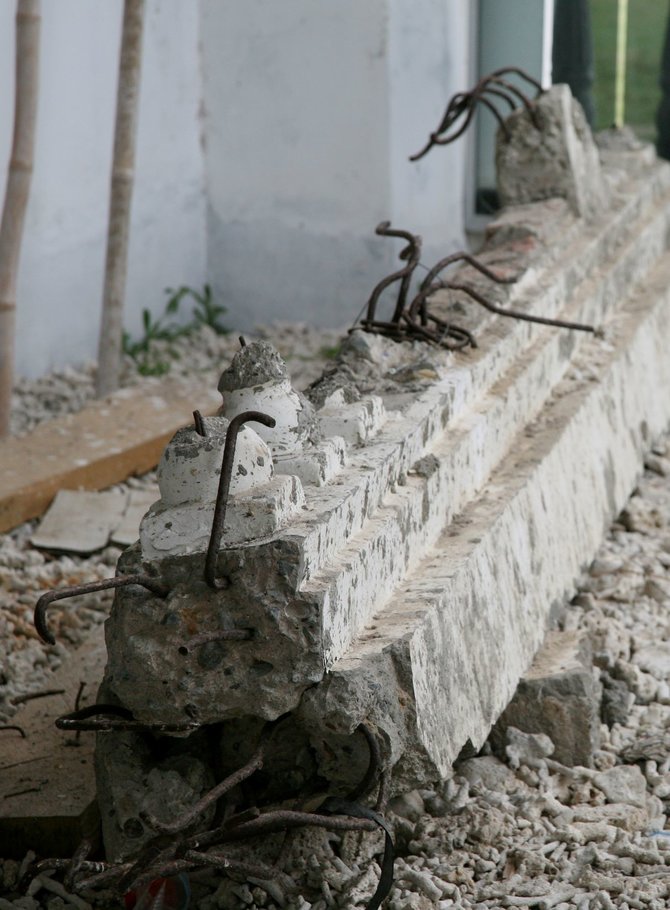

[0,627,106,859]
[0,379,220,533]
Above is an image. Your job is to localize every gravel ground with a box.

[1,327,669,909]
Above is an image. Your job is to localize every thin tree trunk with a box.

[0,0,40,438]
[96,0,145,398]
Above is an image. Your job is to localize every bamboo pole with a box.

[614,0,629,128]
[96,0,145,398]
[0,0,40,438]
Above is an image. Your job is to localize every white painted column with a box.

[200,0,472,332]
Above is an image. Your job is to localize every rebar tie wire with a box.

[410,66,544,162]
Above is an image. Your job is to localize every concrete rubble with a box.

[491,631,602,768]
[87,89,670,863]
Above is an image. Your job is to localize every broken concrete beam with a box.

[496,84,606,218]
[0,630,105,858]
[95,139,670,854]
[490,631,601,767]
[0,378,221,533]
[101,147,670,737]
[301,241,670,784]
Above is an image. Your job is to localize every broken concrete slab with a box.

[31,489,128,554]
[0,628,105,858]
[491,631,601,767]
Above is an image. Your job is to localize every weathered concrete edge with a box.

[296,175,670,663]
[306,246,670,786]
[286,157,670,590]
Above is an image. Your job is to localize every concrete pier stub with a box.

[496,84,607,217]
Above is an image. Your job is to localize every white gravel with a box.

[1,329,669,909]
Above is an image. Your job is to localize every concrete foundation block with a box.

[491,631,601,767]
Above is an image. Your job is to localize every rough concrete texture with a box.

[156,418,273,505]
[301,229,670,785]
[139,416,305,557]
[490,631,601,767]
[102,536,324,726]
[98,137,670,841]
[496,84,607,218]
[219,340,315,454]
[274,435,347,486]
[95,723,215,862]
[139,473,304,558]
[316,389,388,445]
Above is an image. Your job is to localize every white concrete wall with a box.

[0,1,549,378]
[389,0,472,260]
[201,0,472,332]
[0,0,206,379]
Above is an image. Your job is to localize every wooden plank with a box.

[0,379,220,533]
[0,627,106,859]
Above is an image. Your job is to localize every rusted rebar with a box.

[410,66,543,161]
[34,574,169,645]
[0,725,26,737]
[363,221,422,327]
[54,703,198,735]
[177,628,254,656]
[140,741,265,835]
[192,409,207,437]
[204,410,276,590]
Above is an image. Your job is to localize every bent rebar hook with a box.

[204,410,277,590]
[34,575,169,645]
[410,66,543,162]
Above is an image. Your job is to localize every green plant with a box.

[319,343,341,360]
[164,283,229,336]
[123,284,228,376]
